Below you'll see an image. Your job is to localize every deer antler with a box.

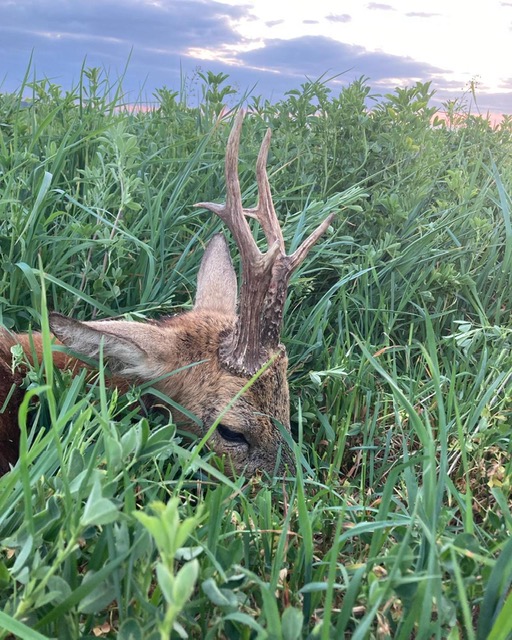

[196,111,335,375]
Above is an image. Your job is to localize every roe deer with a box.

[0,112,334,477]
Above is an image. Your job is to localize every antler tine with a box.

[258,210,335,350]
[224,109,245,209]
[289,212,336,270]
[195,111,262,267]
[244,128,286,254]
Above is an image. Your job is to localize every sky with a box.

[1,0,511,115]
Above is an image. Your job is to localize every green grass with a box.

[0,68,511,639]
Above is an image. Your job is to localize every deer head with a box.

[49,112,334,477]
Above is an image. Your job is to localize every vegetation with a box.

[0,68,511,639]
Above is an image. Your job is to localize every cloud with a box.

[0,0,254,94]
[239,36,443,84]
[443,90,512,114]
[326,14,352,23]
[405,12,440,18]
[0,0,251,58]
[367,3,395,10]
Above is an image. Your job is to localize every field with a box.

[0,69,511,639]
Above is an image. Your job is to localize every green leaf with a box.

[32,495,62,534]
[117,617,144,640]
[36,551,131,628]
[45,575,72,604]
[156,562,175,605]
[77,572,115,614]
[10,535,34,579]
[81,478,119,527]
[260,583,283,640]
[173,559,199,607]
[487,589,512,640]
[0,611,51,640]
[281,607,304,640]
[0,560,11,588]
[477,535,512,640]
[133,505,175,559]
[175,546,203,561]
[202,578,237,609]
[224,612,268,634]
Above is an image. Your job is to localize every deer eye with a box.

[217,424,249,445]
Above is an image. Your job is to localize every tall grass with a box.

[0,68,511,639]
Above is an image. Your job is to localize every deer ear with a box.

[194,233,237,314]
[49,313,152,378]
